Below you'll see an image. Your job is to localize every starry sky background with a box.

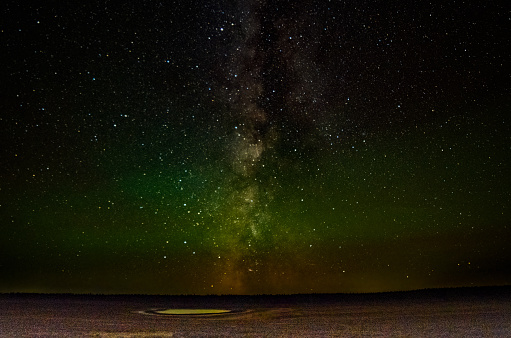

[1,1,509,295]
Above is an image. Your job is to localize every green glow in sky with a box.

[1,1,509,295]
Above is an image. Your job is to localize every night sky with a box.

[1,1,509,295]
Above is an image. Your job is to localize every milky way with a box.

[216,0,331,292]
[217,0,283,292]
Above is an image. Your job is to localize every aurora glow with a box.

[1,0,509,295]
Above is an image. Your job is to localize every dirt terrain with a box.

[1,287,510,336]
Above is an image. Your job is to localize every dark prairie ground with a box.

[1,287,510,337]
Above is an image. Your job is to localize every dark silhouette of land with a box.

[1,286,510,336]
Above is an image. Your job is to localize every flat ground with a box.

[1,287,510,336]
